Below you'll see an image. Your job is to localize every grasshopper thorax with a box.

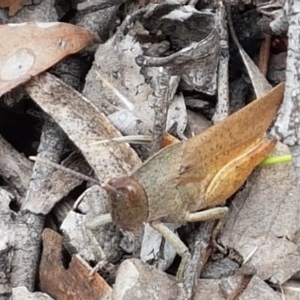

[102,176,149,231]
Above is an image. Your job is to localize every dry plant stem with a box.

[226,4,272,97]
[11,121,65,290]
[213,2,230,123]
[183,222,214,300]
[258,33,271,77]
[150,69,172,155]
[272,0,300,183]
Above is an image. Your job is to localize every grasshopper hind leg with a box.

[151,207,228,279]
[186,206,229,253]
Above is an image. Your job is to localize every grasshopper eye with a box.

[102,177,149,231]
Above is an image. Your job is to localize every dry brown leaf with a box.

[40,228,112,300]
[0,0,24,16]
[0,22,95,96]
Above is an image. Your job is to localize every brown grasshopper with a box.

[31,82,284,279]
[101,82,284,278]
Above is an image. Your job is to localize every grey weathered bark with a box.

[0,135,32,198]
[213,3,230,123]
[11,121,65,290]
[271,0,300,183]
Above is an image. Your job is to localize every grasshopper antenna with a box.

[29,156,101,185]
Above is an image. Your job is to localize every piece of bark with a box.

[76,0,125,13]
[8,0,57,22]
[10,210,45,290]
[220,143,300,284]
[150,69,178,154]
[22,121,65,212]
[113,258,185,300]
[201,257,239,279]
[239,275,281,299]
[134,5,219,94]
[271,0,300,183]
[257,0,285,21]
[11,120,66,290]
[61,185,131,264]
[75,4,120,41]
[11,286,54,300]
[0,188,16,298]
[83,4,217,139]
[194,275,246,299]
[0,134,32,198]
[182,222,214,299]
[213,2,229,123]
[114,259,250,299]
[40,229,112,300]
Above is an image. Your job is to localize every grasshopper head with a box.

[102,177,149,231]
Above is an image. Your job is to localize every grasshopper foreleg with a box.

[150,221,190,280]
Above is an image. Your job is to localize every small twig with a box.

[213,2,230,123]
[150,68,172,154]
[183,222,215,299]
[12,121,65,290]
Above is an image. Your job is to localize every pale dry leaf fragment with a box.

[239,275,281,299]
[11,286,54,300]
[0,0,24,16]
[113,258,185,300]
[0,21,95,96]
[25,72,141,181]
[194,275,245,299]
[220,143,300,284]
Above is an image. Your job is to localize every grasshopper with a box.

[101,83,284,278]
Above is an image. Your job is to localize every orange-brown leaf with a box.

[0,22,95,96]
[0,0,24,16]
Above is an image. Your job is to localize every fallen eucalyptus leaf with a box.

[0,21,95,96]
